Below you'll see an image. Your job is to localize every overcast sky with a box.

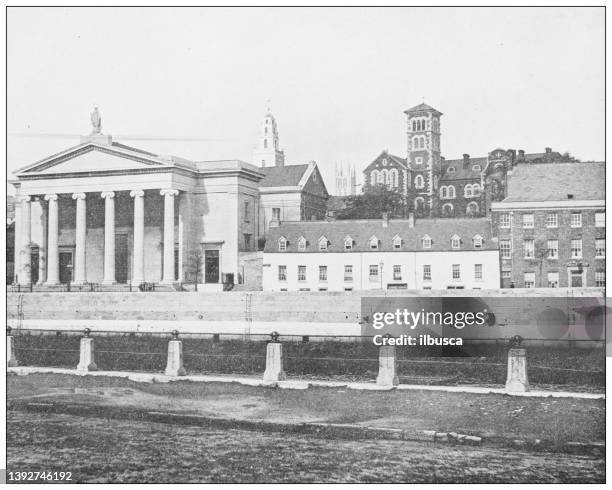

[7,7,604,194]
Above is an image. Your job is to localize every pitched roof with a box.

[502,161,604,202]
[440,157,487,181]
[259,164,310,187]
[265,217,496,253]
[404,103,442,115]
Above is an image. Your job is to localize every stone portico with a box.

[12,132,264,290]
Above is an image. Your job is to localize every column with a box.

[72,193,87,284]
[130,190,145,284]
[44,194,59,285]
[13,198,21,283]
[160,189,178,284]
[37,200,47,284]
[18,195,32,285]
[101,191,116,284]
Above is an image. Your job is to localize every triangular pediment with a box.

[17,143,171,176]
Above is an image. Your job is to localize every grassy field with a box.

[6,411,604,483]
[7,373,605,446]
[12,333,605,387]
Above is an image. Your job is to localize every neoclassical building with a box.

[10,109,328,289]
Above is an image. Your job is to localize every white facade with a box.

[262,250,500,291]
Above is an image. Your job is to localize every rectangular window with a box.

[522,214,534,228]
[298,265,306,282]
[595,271,605,287]
[501,270,512,279]
[500,239,511,259]
[369,265,379,281]
[278,239,286,251]
[393,265,402,280]
[318,265,327,282]
[474,264,483,281]
[452,264,461,280]
[596,239,605,258]
[547,239,558,259]
[243,201,250,222]
[423,265,432,281]
[344,265,353,282]
[499,213,511,228]
[570,239,582,259]
[547,272,559,288]
[571,212,582,227]
[595,212,605,228]
[524,272,535,288]
[546,213,558,228]
[451,237,460,249]
[524,239,535,258]
[272,207,281,220]
[278,265,287,282]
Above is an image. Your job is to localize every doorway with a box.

[115,234,129,284]
[59,251,73,284]
[570,269,584,287]
[30,250,39,284]
[204,249,220,283]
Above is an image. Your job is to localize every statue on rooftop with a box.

[90,106,102,134]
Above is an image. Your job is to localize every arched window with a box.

[440,186,447,199]
[414,175,425,189]
[442,203,454,217]
[464,185,472,198]
[412,120,416,131]
[414,197,425,212]
[389,169,398,188]
[467,201,480,216]
[384,169,392,188]
[447,185,456,198]
[370,170,378,186]
[377,170,385,184]
[472,183,480,196]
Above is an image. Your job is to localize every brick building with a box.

[491,162,605,288]
[363,102,578,219]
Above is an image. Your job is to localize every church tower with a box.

[404,103,442,217]
[253,107,285,168]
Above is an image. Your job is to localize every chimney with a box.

[518,149,525,161]
[382,212,389,227]
[463,154,470,168]
[408,212,415,228]
[507,149,516,163]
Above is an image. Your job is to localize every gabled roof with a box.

[259,164,310,187]
[502,162,604,202]
[264,217,496,253]
[404,103,442,115]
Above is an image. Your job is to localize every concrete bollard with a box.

[376,344,399,387]
[165,330,186,376]
[7,327,18,367]
[506,336,529,392]
[263,331,286,382]
[77,328,98,372]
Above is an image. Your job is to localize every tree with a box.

[183,248,204,291]
[336,185,408,220]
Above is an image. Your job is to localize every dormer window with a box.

[297,236,307,252]
[369,236,379,250]
[318,236,328,251]
[392,235,402,250]
[447,166,455,173]
[451,235,461,249]
[473,234,483,249]
[278,237,288,251]
[344,236,353,251]
[472,165,482,171]
[422,235,432,249]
